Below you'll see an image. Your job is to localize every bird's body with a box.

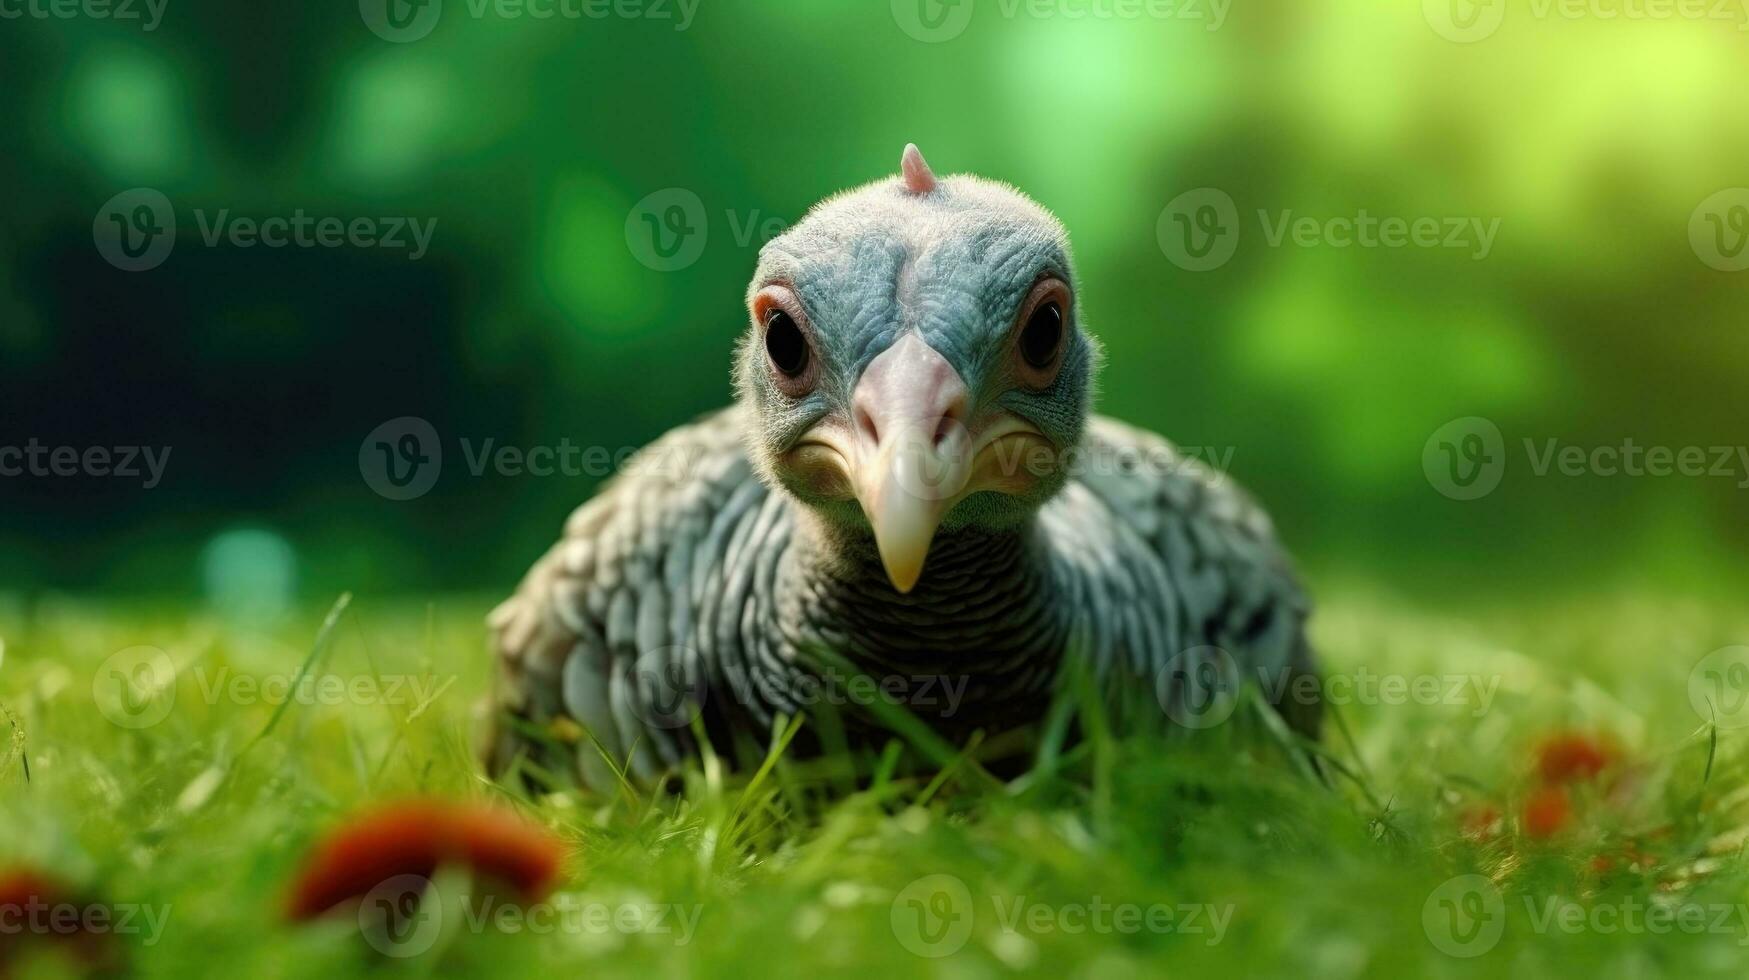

[485,148,1316,790]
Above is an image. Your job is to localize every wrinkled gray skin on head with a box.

[734,172,1102,535]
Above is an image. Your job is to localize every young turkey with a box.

[485,146,1319,790]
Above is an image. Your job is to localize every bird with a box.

[483,145,1318,791]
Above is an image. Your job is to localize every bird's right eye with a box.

[1020,301,1063,369]
[765,309,809,378]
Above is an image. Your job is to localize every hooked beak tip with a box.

[861,441,955,595]
[865,484,940,594]
[879,549,925,594]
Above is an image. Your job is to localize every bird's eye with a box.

[765,309,809,377]
[1020,301,1063,369]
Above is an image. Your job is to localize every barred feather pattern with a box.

[484,406,1314,789]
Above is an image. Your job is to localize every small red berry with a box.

[1534,732,1615,784]
[1522,785,1572,838]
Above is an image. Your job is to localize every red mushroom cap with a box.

[0,868,122,974]
[0,869,69,911]
[285,800,565,921]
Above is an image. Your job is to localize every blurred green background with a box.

[1,0,1746,604]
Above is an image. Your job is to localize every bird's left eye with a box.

[765,309,810,377]
[1020,302,1062,369]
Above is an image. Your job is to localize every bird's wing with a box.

[483,406,769,789]
[1045,414,1317,731]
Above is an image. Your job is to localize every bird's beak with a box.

[848,333,972,593]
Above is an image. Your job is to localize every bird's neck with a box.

[769,510,1069,729]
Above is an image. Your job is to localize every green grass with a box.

[3,583,1748,978]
